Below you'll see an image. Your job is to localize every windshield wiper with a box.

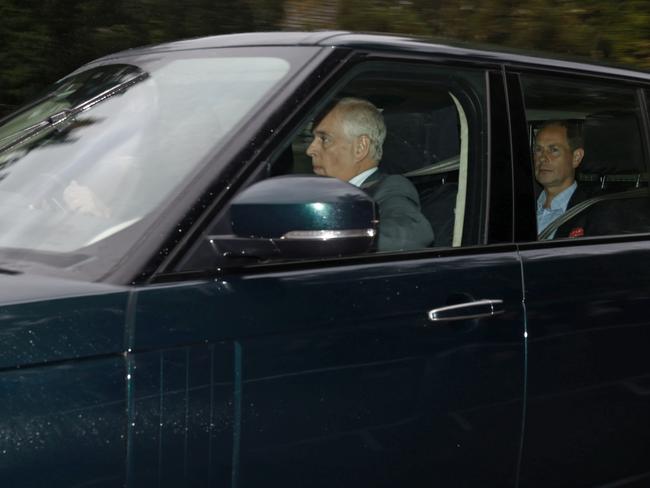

[0,71,149,154]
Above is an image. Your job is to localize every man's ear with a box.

[572,148,584,168]
[354,135,370,162]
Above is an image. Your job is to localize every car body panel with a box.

[0,356,127,487]
[0,275,129,486]
[519,239,650,487]
[0,274,127,368]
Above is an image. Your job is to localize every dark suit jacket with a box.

[555,186,589,238]
[555,185,643,238]
[361,171,434,251]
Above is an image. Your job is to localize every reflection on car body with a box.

[1,31,650,487]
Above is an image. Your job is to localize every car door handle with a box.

[427,299,504,322]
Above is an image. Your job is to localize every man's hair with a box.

[335,97,387,162]
[536,119,584,151]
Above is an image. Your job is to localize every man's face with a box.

[306,107,360,181]
[533,124,584,194]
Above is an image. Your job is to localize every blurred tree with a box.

[0,0,53,112]
[248,0,285,30]
[429,0,650,67]
[283,0,337,29]
[0,0,287,118]
[339,0,650,68]
[338,0,430,35]
[3,0,650,120]
[604,0,650,66]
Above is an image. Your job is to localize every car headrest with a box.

[380,106,459,175]
[580,112,644,175]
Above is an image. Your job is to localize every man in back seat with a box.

[533,120,587,238]
[306,97,433,251]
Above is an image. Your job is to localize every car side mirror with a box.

[208,175,378,260]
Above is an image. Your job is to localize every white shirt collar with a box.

[536,181,577,211]
[348,167,378,187]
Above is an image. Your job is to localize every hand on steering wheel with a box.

[63,180,111,217]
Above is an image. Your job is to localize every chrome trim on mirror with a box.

[281,229,376,241]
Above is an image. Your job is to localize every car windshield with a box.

[0,47,308,279]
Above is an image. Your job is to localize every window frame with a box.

[507,65,650,248]
[163,52,510,283]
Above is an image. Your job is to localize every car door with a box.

[513,70,650,486]
[233,251,525,488]
[130,55,527,487]
[129,250,525,488]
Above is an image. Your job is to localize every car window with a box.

[0,55,292,253]
[0,47,319,279]
[521,75,649,240]
[270,64,486,253]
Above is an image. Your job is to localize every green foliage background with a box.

[2,0,650,117]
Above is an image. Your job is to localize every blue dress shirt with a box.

[537,182,577,239]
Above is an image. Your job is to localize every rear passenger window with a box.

[521,75,649,240]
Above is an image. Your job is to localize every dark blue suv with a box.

[1,31,650,487]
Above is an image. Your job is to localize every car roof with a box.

[94,31,650,83]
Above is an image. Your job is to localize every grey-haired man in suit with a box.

[306,97,433,251]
